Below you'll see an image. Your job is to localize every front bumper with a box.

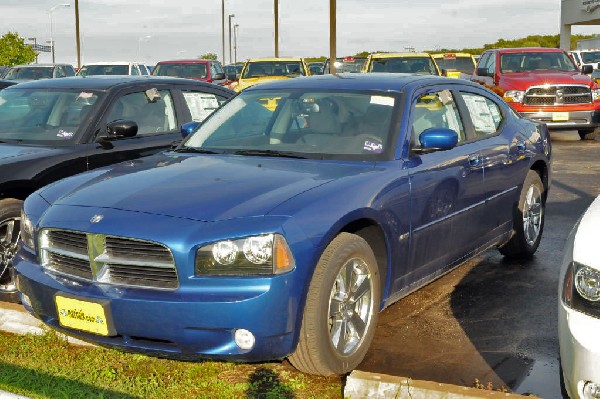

[15,251,301,362]
[520,110,600,130]
[559,301,600,399]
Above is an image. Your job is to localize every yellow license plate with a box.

[552,112,569,122]
[55,295,111,336]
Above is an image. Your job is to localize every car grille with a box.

[524,85,591,106]
[40,229,178,290]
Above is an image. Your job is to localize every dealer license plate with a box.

[55,295,111,336]
[552,112,569,122]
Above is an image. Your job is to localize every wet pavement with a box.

[359,131,600,398]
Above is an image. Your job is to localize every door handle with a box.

[468,153,481,167]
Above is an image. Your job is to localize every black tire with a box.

[288,233,381,376]
[499,171,545,258]
[578,128,598,140]
[0,198,23,302]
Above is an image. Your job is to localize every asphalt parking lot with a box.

[0,131,597,398]
[359,130,599,398]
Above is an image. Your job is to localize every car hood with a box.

[499,71,593,91]
[47,153,374,222]
[0,143,66,161]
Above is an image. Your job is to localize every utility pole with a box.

[221,0,225,65]
[228,14,235,65]
[274,0,279,57]
[75,0,81,69]
[329,0,336,74]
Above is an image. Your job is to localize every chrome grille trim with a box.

[39,229,178,290]
[524,84,591,106]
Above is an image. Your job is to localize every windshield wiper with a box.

[233,149,308,159]
[172,146,222,154]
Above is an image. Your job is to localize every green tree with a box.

[198,52,218,60]
[0,32,37,66]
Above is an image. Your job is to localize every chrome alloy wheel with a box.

[523,184,543,246]
[0,216,20,293]
[328,257,375,356]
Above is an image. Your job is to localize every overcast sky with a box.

[1,0,597,66]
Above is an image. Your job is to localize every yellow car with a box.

[234,58,310,92]
[432,53,477,79]
[362,52,441,75]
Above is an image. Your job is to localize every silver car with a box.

[559,195,600,398]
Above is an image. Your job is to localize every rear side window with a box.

[182,91,228,122]
[106,89,177,135]
[459,92,503,137]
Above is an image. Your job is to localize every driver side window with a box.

[411,90,465,147]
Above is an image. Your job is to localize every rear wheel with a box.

[289,233,380,376]
[499,171,545,258]
[578,128,598,140]
[0,199,23,302]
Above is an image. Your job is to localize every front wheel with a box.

[0,199,23,300]
[289,233,381,376]
[499,171,545,258]
[578,128,598,140]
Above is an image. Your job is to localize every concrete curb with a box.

[0,390,31,399]
[344,370,527,399]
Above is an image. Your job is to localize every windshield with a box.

[79,65,129,76]
[326,58,367,73]
[4,67,53,80]
[182,90,396,160]
[582,51,600,63]
[153,63,208,79]
[242,61,305,78]
[369,57,438,75]
[500,52,578,73]
[433,56,475,74]
[0,88,102,144]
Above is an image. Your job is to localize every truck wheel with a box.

[578,128,598,140]
[288,233,380,376]
[0,199,23,302]
[499,171,545,259]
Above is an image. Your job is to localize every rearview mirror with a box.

[106,119,138,138]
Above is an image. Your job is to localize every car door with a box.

[404,87,487,284]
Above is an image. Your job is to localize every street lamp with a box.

[221,0,225,65]
[137,35,152,60]
[228,14,235,65]
[234,24,239,64]
[48,3,70,64]
[274,0,279,57]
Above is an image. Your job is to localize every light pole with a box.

[48,3,70,64]
[234,24,239,64]
[329,0,336,74]
[137,35,152,60]
[274,0,279,57]
[221,0,225,65]
[228,14,235,65]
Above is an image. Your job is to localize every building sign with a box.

[28,43,51,53]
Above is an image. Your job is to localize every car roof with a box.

[246,58,304,62]
[10,64,71,68]
[243,73,481,92]
[432,53,474,58]
[493,48,566,54]
[155,59,213,64]
[81,62,142,66]
[1,75,234,92]
[370,53,433,58]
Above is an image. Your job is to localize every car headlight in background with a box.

[503,90,525,103]
[575,262,600,302]
[195,234,295,276]
[592,88,600,102]
[20,209,35,250]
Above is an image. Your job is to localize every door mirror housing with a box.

[476,67,493,77]
[413,128,458,154]
[582,65,593,75]
[213,72,226,80]
[106,119,138,138]
[181,121,201,138]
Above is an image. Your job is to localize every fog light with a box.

[234,328,255,350]
[583,381,600,399]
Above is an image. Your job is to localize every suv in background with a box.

[235,58,309,92]
[432,53,477,79]
[570,49,600,73]
[77,62,150,77]
[472,47,600,140]
[152,59,227,86]
[4,64,76,81]
[362,53,441,75]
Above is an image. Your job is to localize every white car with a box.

[77,62,149,77]
[559,195,600,399]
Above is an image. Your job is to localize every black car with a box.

[3,63,77,81]
[0,76,234,299]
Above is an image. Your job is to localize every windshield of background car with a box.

[242,62,306,78]
[0,88,102,144]
[4,67,53,80]
[331,58,367,73]
[78,65,129,76]
[434,56,475,74]
[581,51,600,63]
[500,52,578,73]
[183,90,397,160]
[153,63,208,79]
[369,57,437,74]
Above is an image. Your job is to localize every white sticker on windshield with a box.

[370,96,394,107]
[363,140,383,153]
[57,130,74,139]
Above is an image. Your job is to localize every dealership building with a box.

[561,0,600,49]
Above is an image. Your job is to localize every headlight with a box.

[195,234,295,276]
[575,262,600,302]
[503,90,525,103]
[20,209,35,250]
[592,88,600,102]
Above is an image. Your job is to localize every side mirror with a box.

[582,65,593,75]
[213,72,226,80]
[414,128,458,153]
[476,67,493,77]
[106,119,138,138]
[181,121,201,138]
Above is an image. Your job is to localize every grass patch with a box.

[0,330,341,399]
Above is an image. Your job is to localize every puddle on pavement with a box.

[512,357,562,399]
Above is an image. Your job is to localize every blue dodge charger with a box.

[14,74,552,375]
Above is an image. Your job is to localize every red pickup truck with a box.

[472,47,600,140]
